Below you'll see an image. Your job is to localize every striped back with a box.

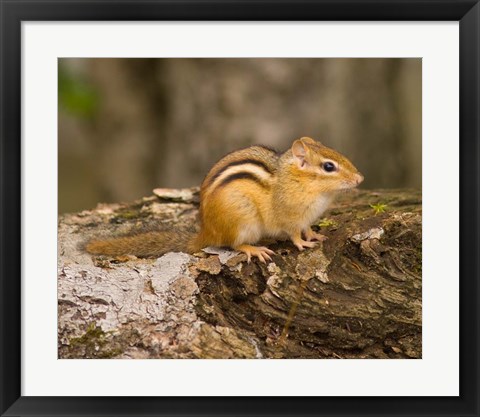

[201,145,279,194]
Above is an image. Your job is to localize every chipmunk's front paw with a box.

[304,228,328,242]
[291,238,317,251]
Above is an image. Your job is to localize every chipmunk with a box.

[86,137,363,262]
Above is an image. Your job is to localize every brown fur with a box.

[85,138,362,259]
[86,229,197,258]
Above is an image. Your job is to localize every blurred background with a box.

[58,58,421,214]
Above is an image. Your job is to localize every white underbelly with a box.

[304,193,334,225]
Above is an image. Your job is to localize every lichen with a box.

[67,322,123,359]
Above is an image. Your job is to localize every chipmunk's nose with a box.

[355,173,364,185]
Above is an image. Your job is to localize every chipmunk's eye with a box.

[322,161,337,172]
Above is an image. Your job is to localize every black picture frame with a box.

[1,1,479,416]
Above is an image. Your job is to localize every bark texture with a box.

[58,188,421,359]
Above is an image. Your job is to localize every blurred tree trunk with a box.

[88,59,167,202]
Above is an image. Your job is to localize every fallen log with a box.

[58,188,421,359]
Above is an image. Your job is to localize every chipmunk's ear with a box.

[292,139,309,168]
[300,137,316,145]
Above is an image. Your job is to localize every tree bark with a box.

[58,188,421,359]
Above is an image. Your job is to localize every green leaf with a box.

[58,65,98,118]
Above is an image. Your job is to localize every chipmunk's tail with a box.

[85,228,198,258]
